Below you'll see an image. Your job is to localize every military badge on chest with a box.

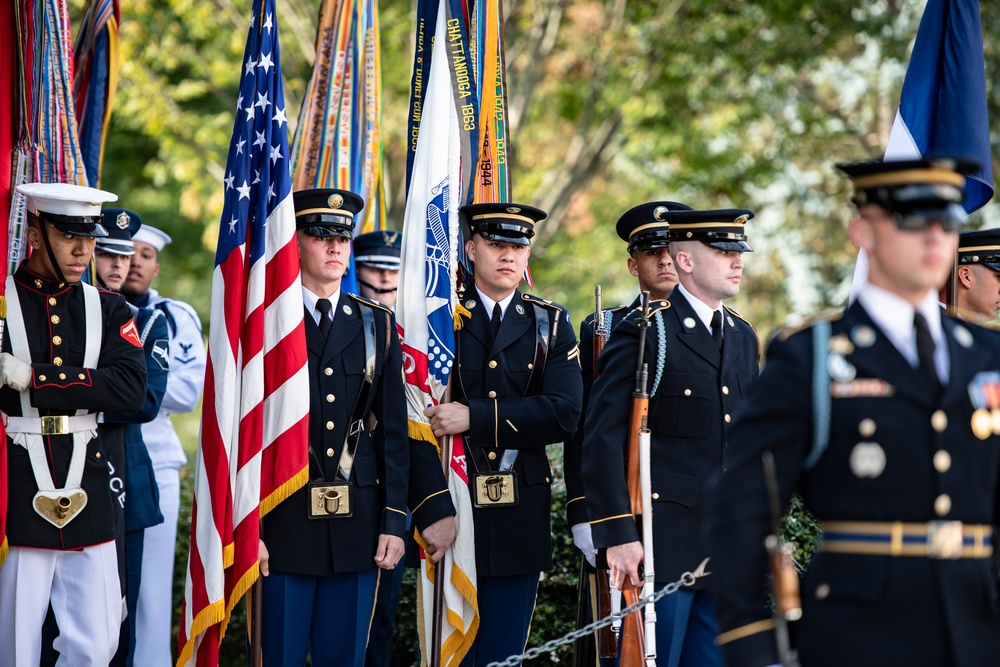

[968,371,1000,440]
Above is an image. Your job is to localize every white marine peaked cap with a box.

[132,224,173,252]
[16,182,118,217]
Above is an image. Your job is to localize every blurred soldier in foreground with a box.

[0,183,146,666]
[584,207,759,667]
[708,157,1000,667]
[564,201,688,666]
[424,202,583,666]
[258,188,409,666]
[354,229,401,309]
[944,228,1000,323]
[121,222,206,667]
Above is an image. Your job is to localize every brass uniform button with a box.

[59,373,66,380]
[326,448,335,457]
[48,297,56,306]
[78,373,86,380]
[933,450,951,473]
[324,367,333,376]
[488,360,498,369]
[51,315,60,324]
[684,389,692,397]
[326,394,335,403]
[488,390,497,398]
[651,492,660,500]
[39,375,47,382]
[931,410,947,432]
[815,583,830,600]
[96,452,101,459]
[545,476,550,483]
[934,494,952,517]
[527,363,533,370]
[722,386,729,395]
[326,421,335,431]
[53,357,62,366]
[488,451,497,460]
[724,414,731,423]
[858,418,876,438]
[52,336,62,345]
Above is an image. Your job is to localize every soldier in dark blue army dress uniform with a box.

[708,156,1000,667]
[564,200,690,666]
[258,188,410,667]
[0,183,147,667]
[423,202,583,666]
[583,207,759,667]
[948,227,1000,323]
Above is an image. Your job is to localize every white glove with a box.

[571,522,598,568]
[0,353,31,392]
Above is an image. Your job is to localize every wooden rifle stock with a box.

[620,293,653,667]
[762,451,801,667]
[591,286,620,659]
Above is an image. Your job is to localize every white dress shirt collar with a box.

[475,287,516,320]
[676,282,723,333]
[856,282,947,378]
[303,286,341,326]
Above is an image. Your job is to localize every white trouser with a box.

[134,463,181,667]
[0,541,121,667]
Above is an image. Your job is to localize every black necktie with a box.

[914,311,939,388]
[316,298,333,339]
[491,303,502,338]
[711,310,723,350]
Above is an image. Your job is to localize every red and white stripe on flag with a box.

[176,0,309,663]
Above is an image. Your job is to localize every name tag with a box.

[473,472,518,508]
[308,482,353,519]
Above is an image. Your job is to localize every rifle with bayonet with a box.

[762,450,801,667]
[590,286,619,659]
[619,291,657,667]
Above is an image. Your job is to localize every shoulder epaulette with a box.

[775,308,843,341]
[522,293,566,312]
[647,299,671,316]
[348,292,393,315]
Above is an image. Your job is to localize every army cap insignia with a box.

[849,442,886,479]
[116,211,130,229]
[328,194,344,209]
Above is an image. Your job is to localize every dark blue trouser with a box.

[260,569,379,667]
[460,572,539,667]
[654,587,724,667]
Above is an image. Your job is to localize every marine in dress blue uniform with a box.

[0,183,147,667]
[260,188,409,667]
[708,157,1000,667]
[583,208,759,667]
[424,202,583,667]
[565,201,690,667]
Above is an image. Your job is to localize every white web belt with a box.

[3,276,102,528]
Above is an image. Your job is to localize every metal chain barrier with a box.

[485,566,710,667]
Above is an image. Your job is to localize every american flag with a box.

[176,0,310,663]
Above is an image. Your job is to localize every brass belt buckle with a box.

[41,415,69,435]
[927,520,964,559]
[473,471,518,508]
[308,482,353,519]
